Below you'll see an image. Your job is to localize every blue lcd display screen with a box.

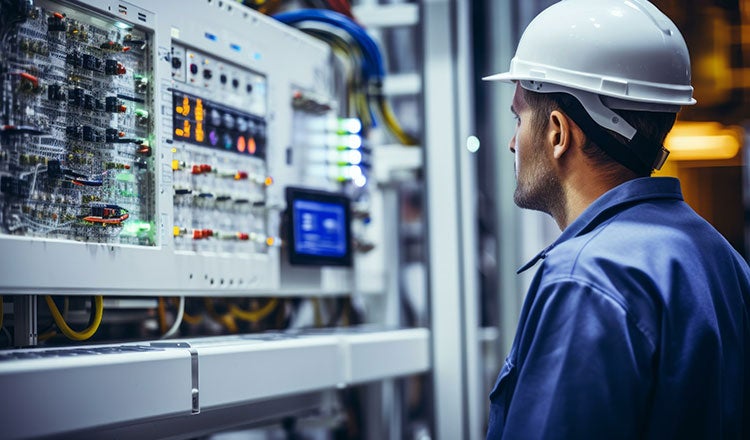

[286,187,352,266]
[293,199,347,258]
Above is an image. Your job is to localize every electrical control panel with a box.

[0,0,155,244]
[0,0,360,296]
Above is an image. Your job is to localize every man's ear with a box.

[548,110,572,160]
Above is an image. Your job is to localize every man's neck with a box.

[554,169,635,230]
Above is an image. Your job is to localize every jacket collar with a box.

[517,177,684,274]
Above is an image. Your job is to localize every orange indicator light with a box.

[237,135,246,153]
[181,96,190,116]
[195,122,205,143]
[195,99,204,121]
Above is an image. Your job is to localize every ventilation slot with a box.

[137,12,147,22]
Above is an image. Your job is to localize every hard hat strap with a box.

[520,80,670,174]
[561,98,669,174]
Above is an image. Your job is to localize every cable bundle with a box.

[274,9,417,146]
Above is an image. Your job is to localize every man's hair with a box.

[522,88,677,179]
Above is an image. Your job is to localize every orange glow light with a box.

[247,137,256,154]
[664,121,744,161]
[195,98,204,121]
[195,122,205,143]
[181,96,190,116]
[237,135,246,153]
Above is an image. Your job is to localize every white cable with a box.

[161,296,185,339]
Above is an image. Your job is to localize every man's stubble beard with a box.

[513,139,565,219]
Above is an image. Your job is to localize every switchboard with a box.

[0,0,155,245]
[0,0,357,295]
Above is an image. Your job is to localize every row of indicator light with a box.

[307,149,364,165]
[171,160,273,185]
[176,96,262,134]
[174,122,260,154]
[173,226,278,245]
[172,187,264,204]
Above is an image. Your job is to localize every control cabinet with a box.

[0,0,358,296]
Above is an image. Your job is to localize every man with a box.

[483,0,750,438]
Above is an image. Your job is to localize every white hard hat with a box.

[484,0,696,148]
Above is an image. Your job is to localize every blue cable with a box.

[273,9,385,80]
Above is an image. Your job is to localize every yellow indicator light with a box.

[264,176,273,186]
[171,147,177,153]
[195,122,205,143]
[182,120,191,138]
[265,237,275,247]
[173,226,181,236]
[175,128,184,137]
[171,160,180,170]
[181,96,190,116]
[195,98,204,122]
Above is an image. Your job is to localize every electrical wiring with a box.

[38,297,69,341]
[312,298,323,327]
[304,27,372,128]
[274,9,384,81]
[257,0,283,15]
[374,96,418,146]
[204,298,238,333]
[161,296,185,339]
[275,9,419,146]
[44,295,103,341]
[325,0,355,20]
[229,298,279,323]
[0,296,3,330]
[157,297,167,333]
[182,300,203,325]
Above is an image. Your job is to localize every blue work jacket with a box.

[487,177,750,439]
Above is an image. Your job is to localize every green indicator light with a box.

[115,173,135,182]
[121,221,152,237]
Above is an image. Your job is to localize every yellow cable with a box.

[312,298,323,327]
[44,296,103,341]
[38,298,68,341]
[378,98,418,146]
[229,298,278,323]
[204,298,238,333]
[157,297,168,333]
[38,330,57,341]
[182,309,203,325]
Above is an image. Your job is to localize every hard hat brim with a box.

[481,72,514,82]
